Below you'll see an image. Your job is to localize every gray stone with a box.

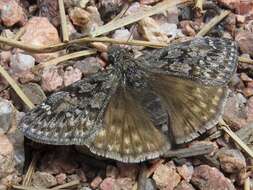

[0,98,13,134]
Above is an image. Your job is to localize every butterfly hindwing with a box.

[148,73,228,144]
[138,37,237,86]
[87,86,171,163]
[19,70,119,145]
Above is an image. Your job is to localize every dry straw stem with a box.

[58,0,69,42]
[196,10,230,37]
[12,180,80,190]
[0,36,167,53]
[239,56,253,65]
[219,119,253,158]
[90,0,192,37]
[244,177,250,190]
[0,64,35,110]
[33,49,97,72]
[195,0,204,11]
[22,153,39,186]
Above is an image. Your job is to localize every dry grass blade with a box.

[12,180,80,190]
[58,0,69,42]
[244,177,250,190]
[196,10,230,37]
[0,36,166,53]
[195,0,204,10]
[90,0,192,37]
[0,64,35,110]
[219,119,253,158]
[239,56,253,65]
[22,153,39,186]
[33,49,97,72]
[50,180,80,190]
[12,186,49,190]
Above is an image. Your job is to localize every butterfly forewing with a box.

[139,37,237,86]
[19,70,119,145]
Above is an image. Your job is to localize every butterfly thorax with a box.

[108,46,148,88]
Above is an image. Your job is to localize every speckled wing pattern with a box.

[19,37,238,163]
[19,71,119,145]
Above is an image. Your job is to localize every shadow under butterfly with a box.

[19,37,238,163]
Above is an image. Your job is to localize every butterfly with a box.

[18,37,238,163]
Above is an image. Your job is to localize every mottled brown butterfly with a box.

[19,37,238,163]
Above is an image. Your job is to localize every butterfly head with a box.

[107,46,134,68]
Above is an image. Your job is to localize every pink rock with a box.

[179,21,196,36]
[41,66,63,92]
[63,66,82,87]
[0,0,27,26]
[177,164,194,182]
[246,97,253,122]
[217,0,240,11]
[240,73,252,82]
[175,180,195,190]
[223,92,247,130]
[69,7,90,27]
[235,0,253,15]
[114,178,134,190]
[0,51,11,67]
[100,177,115,190]
[236,14,246,24]
[10,53,35,73]
[217,148,246,173]
[90,176,103,189]
[86,6,103,29]
[112,29,131,40]
[20,17,61,62]
[235,31,253,57]
[152,6,179,24]
[243,87,253,97]
[74,57,102,75]
[152,163,181,190]
[1,174,22,186]
[32,171,57,188]
[37,0,59,27]
[19,71,36,84]
[55,173,66,185]
[223,13,236,34]
[138,17,170,43]
[0,135,15,178]
[191,165,236,190]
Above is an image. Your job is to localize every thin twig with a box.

[50,180,80,190]
[0,64,35,110]
[239,56,253,65]
[12,180,80,190]
[0,36,167,53]
[195,0,203,11]
[33,49,97,72]
[163,144,214,158]
[90,0,192,37]
[219,119,253,158]
[244,177,250,190]
[196,10,230,37]
[58,0,69,42]
[22,153,39,186]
